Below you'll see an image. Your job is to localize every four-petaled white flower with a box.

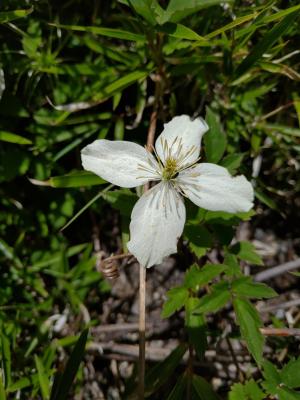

[81,115,254,268]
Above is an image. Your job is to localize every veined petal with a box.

[127,182,186,268]
[177,163,254,213]
[81,139,160,188]
[155,115,208,167]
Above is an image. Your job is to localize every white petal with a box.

[81,139,160,188]
[127,182,186,268]
[177,163,254,213]
[155,115,208,166]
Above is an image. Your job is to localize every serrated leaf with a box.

[193,283,231,314]
[235,10,300,78]
[262,360,281,386]
[161,286,189,318]
[229,379,265,400]
[277,387,300,400]
[232,277,277,299]
[224,253,242,277]
[281,358,300,389]
[230,241,263,265]
[204,107,227,163]
[233,297,264,364]
[145,344,187,396]
[184,263,225,290]
[229,383,245,400]
[50,329,88,400]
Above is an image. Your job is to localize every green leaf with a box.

[184,224,213,258]
[166,373,187,400]
[229,379,265,400]
[193,283,231,314]
[30,171,106,188]
[35,356,50,400]
[259,61,300,81]
[192,375,220,400]
[224,253,241,277]
[8,375,39,393]
[161,286,189,318]
[126,0,164,25]
[158,0,231,24]
[220,153,245,174]
[205,11,260,39]
[290,272,300,277]
[255,188,279,211]
[184,263,225,290]
[50,23,146,42]
[114,117,124,140]
[145,344,187,396]
[103,188,137,217]
[158,22,205,41]
[0,376,6,400]
[232,277,277,299]
[233,297,264,364]
[60,185,113,231]
[262,4,300,24]
[50,329,89,400]
[94,70,151,101]
[204,107,227,163]
[257,123,300,138]
[0,131,32,145]
[0,331,11,388]
[0,8,32,24]
[229,383,245,400]
[277,387,300,400]
[281,358,300,389]
[235,10,300,78]
[261,360,283,395]
[230,241,263,265]
[185,297,207,360]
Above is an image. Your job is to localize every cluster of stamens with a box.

[137,136,200,183]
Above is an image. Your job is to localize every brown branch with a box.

[260,328,300,337]
[254,258,300,281]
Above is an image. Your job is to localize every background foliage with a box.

[0,0,300,399]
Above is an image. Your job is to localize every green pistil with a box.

[162,158,178,180]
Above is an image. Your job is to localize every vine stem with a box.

[138,264,146,399]
[138,108,158,399]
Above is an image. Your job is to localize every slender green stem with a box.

[60,184,114,231]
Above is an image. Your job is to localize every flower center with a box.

[162,157,179,180]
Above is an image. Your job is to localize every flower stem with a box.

[138,264,146,399]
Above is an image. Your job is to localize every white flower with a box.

[81,115,254,268]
